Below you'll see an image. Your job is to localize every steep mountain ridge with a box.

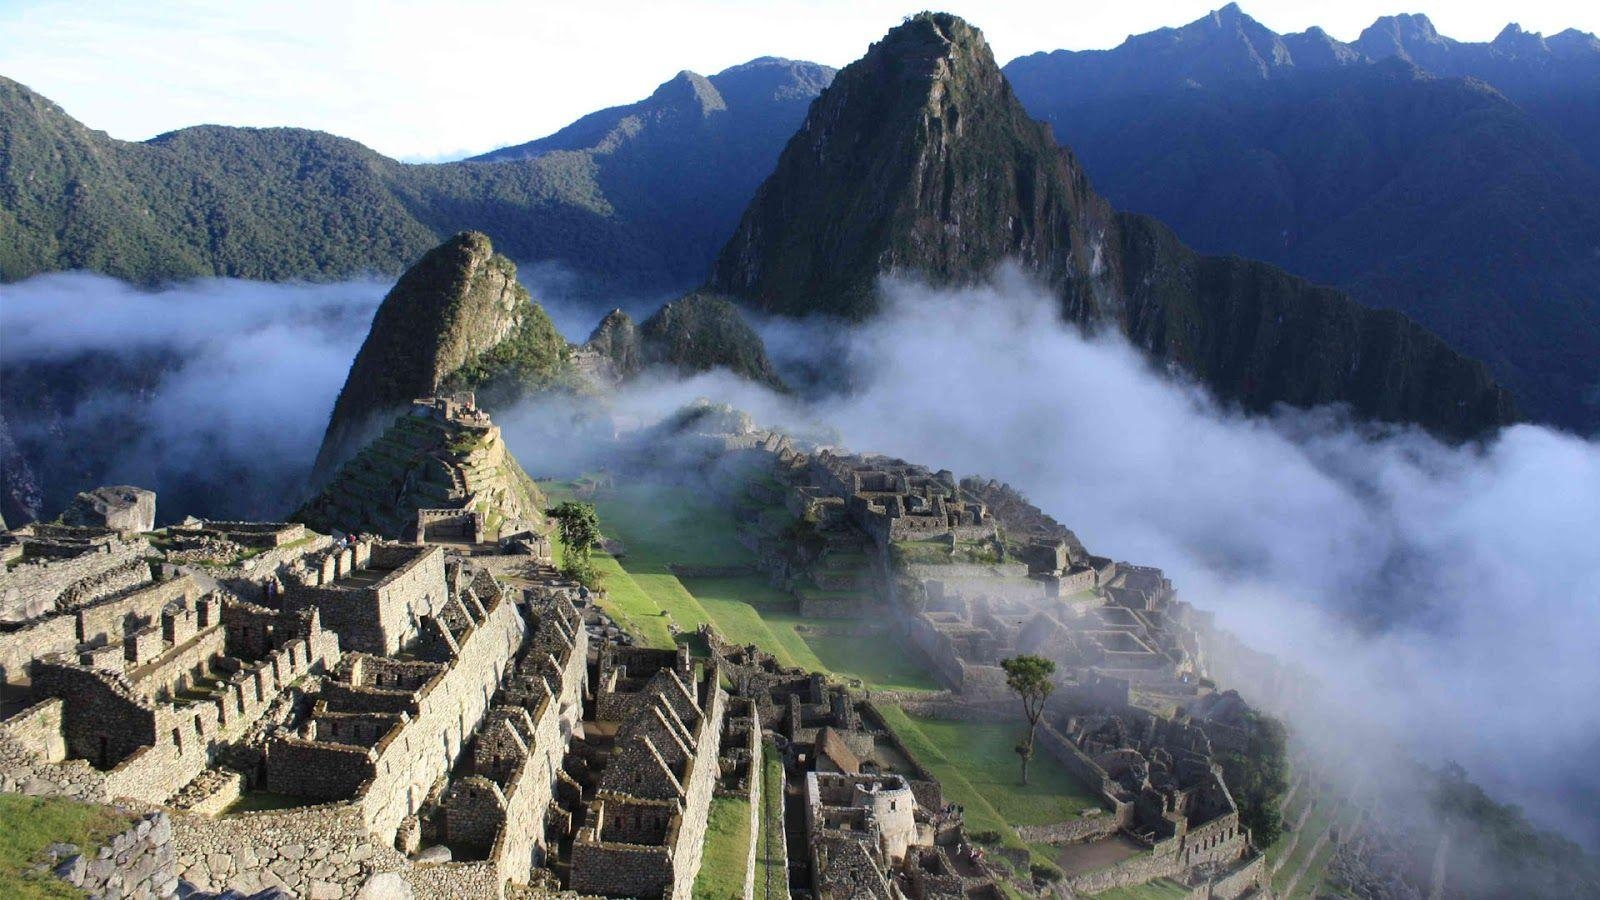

[710,16,1116,320]
[1004,6,1600,427]
[309,232,569,485]
[712,13,1514,437]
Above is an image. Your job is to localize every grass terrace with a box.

[874,704,1098,868]
[1089,878,1191,899]
[540,480,937,692]
[693,795,753,900]
[756,739,786,896]
[0,794,134,899]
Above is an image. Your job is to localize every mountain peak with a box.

[651,70,727,116]
[309,231,566,484]
[1492,22,1550,55]
[1355,13,1447,59]
[708,11,1111,319]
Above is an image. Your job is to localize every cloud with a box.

[500,266,1600,847]
[7,264,1596,849]
[1,272,385,521]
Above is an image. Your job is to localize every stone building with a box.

[264,554,525,845]
[10,572,339,805]
[568,660,729,899]
[802,451,995,549]
[806,771,921,874]
[434,592,588,881]
[278,542,445,655]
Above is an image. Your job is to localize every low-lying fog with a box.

[3,266,1596,849]
[0,272,386,521]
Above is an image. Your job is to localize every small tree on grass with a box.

[548,501,602,588]
[1002,654,1056,785]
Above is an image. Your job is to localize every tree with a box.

[547,501,600,562]
[1213,709,1289,848]
[1002,654,1056,785]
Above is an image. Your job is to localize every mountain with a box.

[472,58,834,284]
[1352,15,1600,169]
[573,294,784,389]
[711,12,1514,437]
[0,58,833,293]
[309,232,570,485]
[312,232,782,491]
[1004,5,1600,427]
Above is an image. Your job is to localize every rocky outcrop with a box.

[578,295,784,389]
[61,485,156,534]
[709,12,1516,437]
[309,232,567,485]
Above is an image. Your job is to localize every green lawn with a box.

[873,704,1098,869]
[589,553,678,649]
[802,633,939,693]
[542,481,937,692]
[0,794,133,899]
[1089,878,1191,900]
[901,713,1098,825]
[693,796,753,900]
[1274,798,1338,895]
[756,739,787,897]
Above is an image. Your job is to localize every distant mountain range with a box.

[6,5,1600,527]
[1005,4,1600,427]
[4,7,1597,428]
[707,13,1512,438]
[0,57,833,295]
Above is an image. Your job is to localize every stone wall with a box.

[0,703,109,802]
[14,617,339,807]
[171,801,410,897]
[667,682,728,900]
[405,860,503,898]
[0,535,149,626]
[485,609,587,884]
[52,811,177,900]
[1015,815,1119,844]
[1063,841,1184,894]
[572,680,728,900]
[1,696,68,761]
[1036,723,1133,825]
[571,840,674,898]
[0,573,192,703]
[283,544,446,655]
[358,594,524,842]
[1199,851,1266,900]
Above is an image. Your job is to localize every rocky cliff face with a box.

[710,12,1515,437]
[309,232,567,484]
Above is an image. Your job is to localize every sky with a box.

[2,1,1597,160]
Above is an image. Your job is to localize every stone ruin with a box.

[563,645,729,899]
[60,485,157,535]
[628,412,1276,899]
[295,394,547,548]
[0,402,1282,899]
[0,480,614,898]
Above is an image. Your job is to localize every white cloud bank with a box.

[501,269,1600,845]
